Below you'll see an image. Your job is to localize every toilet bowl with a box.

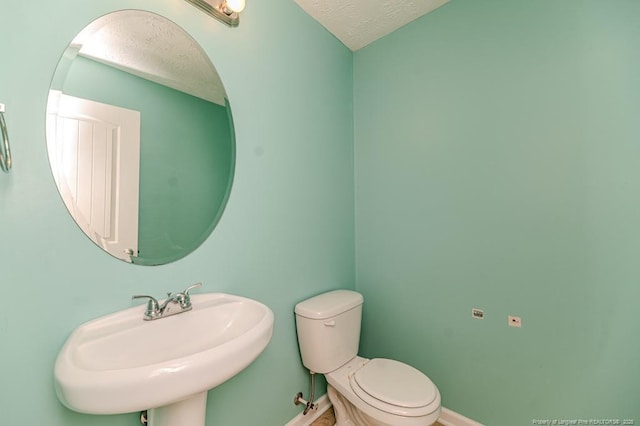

[294,290,441,426]
[326,356,441,426]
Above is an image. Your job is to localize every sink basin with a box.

[55,292,274,421]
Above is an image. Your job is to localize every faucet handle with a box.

[132,295,161,320]
[180,282,202,308]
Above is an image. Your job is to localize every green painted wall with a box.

[0,0,353,425]
[354,0,640,425]
[4,0,638,425]
[61,56,234,265]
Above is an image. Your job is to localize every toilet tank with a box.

[295,290,364,374]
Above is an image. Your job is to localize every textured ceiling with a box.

[294,0,450,51]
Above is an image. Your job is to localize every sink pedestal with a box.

[147,392,208,426]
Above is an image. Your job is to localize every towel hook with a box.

[0,103,12,173]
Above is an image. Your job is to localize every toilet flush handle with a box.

[324,320,336,327]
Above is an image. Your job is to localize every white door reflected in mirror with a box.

[47,91,140,262]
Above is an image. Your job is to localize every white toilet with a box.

[295,290,441,426]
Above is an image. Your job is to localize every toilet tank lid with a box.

[295,290,363,320]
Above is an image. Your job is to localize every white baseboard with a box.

[438,407,485,426]
[285,394,484,426]
[285,394,332,426]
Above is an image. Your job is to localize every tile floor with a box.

[309,407,335,426]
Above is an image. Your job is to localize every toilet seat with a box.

[349,358,439,417]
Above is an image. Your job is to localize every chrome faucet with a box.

[132,283,202,321]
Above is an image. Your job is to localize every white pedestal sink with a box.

[54,293,274,426]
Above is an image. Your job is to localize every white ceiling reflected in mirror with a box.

[69,11,227,104]
[46,10,236,266]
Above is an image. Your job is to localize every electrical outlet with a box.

[508,315,522,328]
[472,308,484,319]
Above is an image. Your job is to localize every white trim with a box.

[438,407,485,426]
[285,394,332,426]
[284,395,484,426]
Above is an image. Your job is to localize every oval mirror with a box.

[46,10,235,266]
